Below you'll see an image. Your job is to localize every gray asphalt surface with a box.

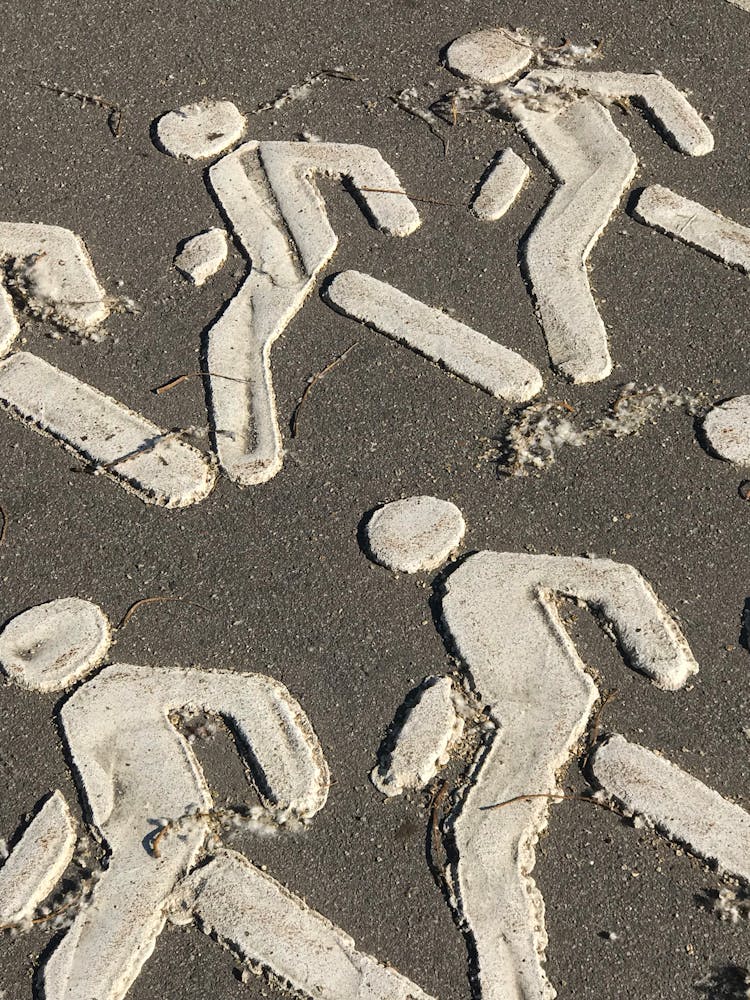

[0,1,748,998]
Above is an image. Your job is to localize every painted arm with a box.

[182,669,331,820]
[523,68,714,155]
[539,554,698,689]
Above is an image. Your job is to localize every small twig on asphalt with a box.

[290,342,358,439]
[430,779,450,857]
[0,505,8,546]
[252,68,357,115]
[390,90,448,156]
[100,433,177,471]
[481,790,620,815]
[117,595,209,630]
[153,371,253,395]
[581,689,618,768]
[40,81,123,138]
[358,186,463,209]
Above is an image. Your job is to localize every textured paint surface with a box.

[174,228,228,286]
[325,271,542,401]
[444,36,714,384]
[516,99,637,383]
[523,69,714,156]
[156,100,247,160]
[0,223,108,353]
[592,735,750,884]
[0,6,747,1000]
[632,185,750,273]
[0,353,216,508]
[364,496,466,573]
[471,148,530,222]
[0,598,111,692]
[702,396,750,464]
[0,793,76,925]
[445,28,533,83]
[176,850,437,1000]
[372,676,464,795]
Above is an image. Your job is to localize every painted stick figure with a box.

[442,28,715,383]
[0,226,216,508]
[154,101,423,486]
[156,100,545,486]
[0,597,434,1000]
[362,496,701,1000]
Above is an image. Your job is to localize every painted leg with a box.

[0,222,109,354]
[0,352,216,507]
[206,272,314,485]
[591,735,750,885]
[323,270,543,403]
[518,98,637,383]
[173,850,437,1000]
[41,827,207,1000]
[632,185,750,274]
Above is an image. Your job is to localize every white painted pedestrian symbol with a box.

[0,597,433,1000]
[442,28,750,383]
[363,496,750,1000]
[157,99,542,487]
[0,226,216,508]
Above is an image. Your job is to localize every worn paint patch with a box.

[591,735,750,885]
[324,270,542,401]
[501,383,704,476]
[0,597,111,692]
[365,496,465,573]
[632,185,750,274]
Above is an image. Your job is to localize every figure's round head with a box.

[155,99,247,161]
[445,28,533,84]
[362,496,466,574]
[0,598,111,693]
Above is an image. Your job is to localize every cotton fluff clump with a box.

[714,887,750,924]
[501,401,588,475]
[500,384,706,476]
[434,27,603,121]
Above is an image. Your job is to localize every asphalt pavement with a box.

[0,2,748,998]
